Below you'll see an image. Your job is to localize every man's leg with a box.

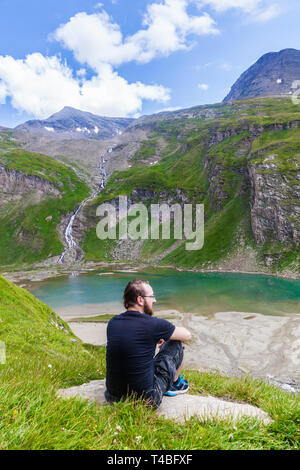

[174,361,183,382]
[144,341,187,408]
[153,340,187,397]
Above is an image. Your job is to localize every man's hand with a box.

[157,339,165,349]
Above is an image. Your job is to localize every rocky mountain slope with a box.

[12,110,146,191]
[0,95,299,277]
[79,97,300,278]
[224,48,300,102]
[13,123,150,191]
[15,106,134,140]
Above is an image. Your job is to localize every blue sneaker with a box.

[177,374,188,385]
[164,375,189,396]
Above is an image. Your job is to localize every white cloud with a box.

[0,1,221,119]
[252,3,281,22]
[196,0,281,22]
[53,2,219,70]
[197,0,263,13]
[0,0,279,120]
[0,54,80,117]
[198,83,209,90]
[0,80,7,104]
[78,64,170,117]
[130,0,219,63]
[154,106,182,113]
[0,54,170,118]
[53,11,133,71]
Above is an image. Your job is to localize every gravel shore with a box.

[63,309,300,394]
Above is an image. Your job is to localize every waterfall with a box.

[99,155,107,189]
[58,148,111,264]
[58,199,89,264]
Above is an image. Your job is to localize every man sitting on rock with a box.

[105,278,191,408]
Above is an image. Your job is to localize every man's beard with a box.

[143,302,154,316]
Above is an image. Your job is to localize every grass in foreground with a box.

[0,275,299,450]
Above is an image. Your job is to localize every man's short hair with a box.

[123,279,150,309]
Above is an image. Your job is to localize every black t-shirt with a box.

[105,310,175,399]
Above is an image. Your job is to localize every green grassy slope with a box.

[0,144,90,266]
[0,275,299,450]
[0,129,22,151]
[81,97,300,274]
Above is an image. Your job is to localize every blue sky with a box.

[0,0,299,127]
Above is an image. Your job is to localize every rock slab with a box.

[57,379,272,425]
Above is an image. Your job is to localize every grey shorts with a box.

[145,340,184,409]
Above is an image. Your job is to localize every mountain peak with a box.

[224,48,300,102]
[47,106,95,121]
[15,107,135,141]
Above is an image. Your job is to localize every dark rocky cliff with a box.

[0,164,61,201]
[247,121,300,247]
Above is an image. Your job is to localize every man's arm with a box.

[169,326,191,343]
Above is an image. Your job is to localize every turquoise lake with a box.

[28,269,300,317]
